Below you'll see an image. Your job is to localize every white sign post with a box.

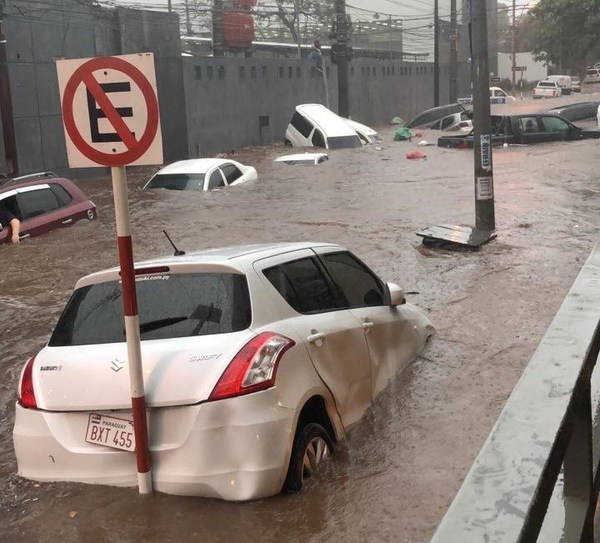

[57,52,163,495]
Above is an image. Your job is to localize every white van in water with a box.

[285,104,362,149]
[546,75,572,95]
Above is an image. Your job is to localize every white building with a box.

[498,52,548,83]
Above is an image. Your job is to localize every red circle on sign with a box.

[62,56,159,166]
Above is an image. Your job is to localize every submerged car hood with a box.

[31,331,256,411]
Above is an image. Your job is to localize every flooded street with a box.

[3,96,600,542]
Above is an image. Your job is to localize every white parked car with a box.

[533,80,561,99]
[143,158,257,192]
[343,118,383,144]
[274,153,329,165]
[13,242,434,500]
[285,104,362,149]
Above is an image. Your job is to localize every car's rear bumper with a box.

[13,389,295,501]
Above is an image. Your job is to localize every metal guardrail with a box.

[430,245,600,543]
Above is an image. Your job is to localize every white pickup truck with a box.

[533,80,561,99]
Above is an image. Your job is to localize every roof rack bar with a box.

[8,171,57,183]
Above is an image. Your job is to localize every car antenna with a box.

[163,230,185,256]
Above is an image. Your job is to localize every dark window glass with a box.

[207,170,225,189]
[321,251,385,308]
[218,66,225,79]
[0,195,21,219]
[195,66,202,80]
[327,135,361,149]
[440,115,455,129]
[263,257,338,314]
[50,184,73,206]
[519,116,539,133]
[49,273,251,346]
[17,188,60,219]
[145,174,205,191]
[541,116,570,133]
[239,66,246,79]
[291,111,313,138]
[312,129,325,148]
[220,164,242,184]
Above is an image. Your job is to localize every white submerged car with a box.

[143,158,257,192]
[13,242,434,501]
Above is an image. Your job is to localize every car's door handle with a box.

[362,321,374,331]
[307,332,326,343]
[19,233,30,240]
[61,218,73,225]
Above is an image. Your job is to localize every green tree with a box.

[529,0,600,73]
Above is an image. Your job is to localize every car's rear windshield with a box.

[326,135,362,149]
[49,273,251,346]
[145,174,205,191]
[538,82,556,87]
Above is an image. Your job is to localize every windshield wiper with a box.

[139,316,188,334]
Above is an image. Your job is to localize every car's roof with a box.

[156,158,238,176]
[295,104,360,138]
[76,242,344,287]
[0,172,71,193]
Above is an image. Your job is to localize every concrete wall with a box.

[183,57,451,157]
[1,0,464,172]
[1,0,187,175]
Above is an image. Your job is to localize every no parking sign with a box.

[56,53,163,167]
[56,53,163,495]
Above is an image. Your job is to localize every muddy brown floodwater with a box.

[2,95,600,543]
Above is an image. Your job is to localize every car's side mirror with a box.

[387,282,406,306]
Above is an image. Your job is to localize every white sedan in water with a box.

[143,158,257,192]
[13,242,434,501]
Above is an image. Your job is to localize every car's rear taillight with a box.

[19,356,38,409]
[209,332,295,401]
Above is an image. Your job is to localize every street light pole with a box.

[449,0,458,102]
[333,0,350,117]
[471,0,496,232]
[434,0,440,106]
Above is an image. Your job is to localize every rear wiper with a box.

[139,316,187,334]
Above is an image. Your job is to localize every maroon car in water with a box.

[0,172,97,244]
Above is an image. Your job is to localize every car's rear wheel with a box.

[283,422,333,493]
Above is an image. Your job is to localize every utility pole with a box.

[185,0,192,35]
[0,23,18,175]
[212,0,224,57]
[449,0,458,102]
[434,0,440,106]
[333,0,350,117]
[471,0,496,232]
[294,0,301,59]
[415,0,496,248]
[511,0,516,90]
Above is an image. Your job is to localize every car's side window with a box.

[220,164,242,184]
[541,116,570,133]
[50,184,73,206]
[0,194,21,219]
[311,129,326,148]
[519,117,538,133]
[291,112,313,138]
[17,187,60,219]
[207,170,225,190]
[320,251,386,308]
[263,257,339,314]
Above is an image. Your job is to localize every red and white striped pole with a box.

[111,165,152,494]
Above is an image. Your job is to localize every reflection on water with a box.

[3,125,600,542]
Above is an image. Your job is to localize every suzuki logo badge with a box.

[110,358,125,372]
